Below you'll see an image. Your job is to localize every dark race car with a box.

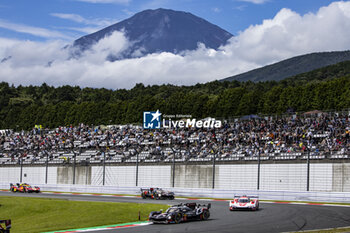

[149,202,211,224]
[10,183,40,193]
[0,219,11,233]
[141,188,174,200]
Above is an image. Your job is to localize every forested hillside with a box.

[1,61,350,130]
[222,50,350,82]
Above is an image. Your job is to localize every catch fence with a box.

[1,149,349,192]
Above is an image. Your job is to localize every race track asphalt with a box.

[1,192,350,233]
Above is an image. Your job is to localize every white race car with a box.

[229,195,259,211]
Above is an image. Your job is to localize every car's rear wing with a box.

[140,187,159,190]
[175,203,211,209]
[0,219,11,232]
[233,195,259,199]
[200,203,211,209]
[172,203,184,207]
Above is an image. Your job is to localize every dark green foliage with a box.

[1,60,350,130]
[223,50,350,82]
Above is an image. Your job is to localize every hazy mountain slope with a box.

[222,51,350,82]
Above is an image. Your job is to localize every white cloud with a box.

[51,13,117,27]
[51,13,86,24]
[234,5,247,11]
[212,7,221,13]
[80,31,131,61]
[122,9,135,16]
[63,26,104,34]
[0,37,20,56]
[139,0,171,10]
[74,0,130,4]
[1,1,350,89]
[0,19,72,39]
[227,2,350,64]
[237,0,269,4]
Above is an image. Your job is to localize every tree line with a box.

[1,61,350,130]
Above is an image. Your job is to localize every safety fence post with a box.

[102,148,106,186]
[307,150,310,191]
[73,148,78,185]
[212,153,216,189]
[45,152,48,184]
[257,150,261,190]
[20,158,23,183]
[171,145,176,188]
[136,148,139,187]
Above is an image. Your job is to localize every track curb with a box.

[42,221,151,233]
[283,225,350,233]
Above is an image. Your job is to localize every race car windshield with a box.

[238,199,249,203]
[166,208,177,213]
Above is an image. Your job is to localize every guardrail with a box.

[1,183,350,203]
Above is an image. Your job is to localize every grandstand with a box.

[0,112,349,165]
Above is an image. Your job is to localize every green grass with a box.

[290,226,350,233]
[41,191,140,196]
[0,196,169,233]
[1,189,141,196]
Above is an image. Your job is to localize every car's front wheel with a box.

[174,213,182,224]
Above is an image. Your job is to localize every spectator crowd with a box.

[0,112,349,164]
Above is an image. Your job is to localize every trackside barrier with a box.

[169,188,350,203]
[0,183,140,195]
[1,183,350,203]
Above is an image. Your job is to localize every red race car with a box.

[10,183,40,193]
[229,195,259,211]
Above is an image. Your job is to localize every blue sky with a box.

[0,0,340,42]
[0,0,350,89]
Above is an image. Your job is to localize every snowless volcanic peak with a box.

[73,8,233,59]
